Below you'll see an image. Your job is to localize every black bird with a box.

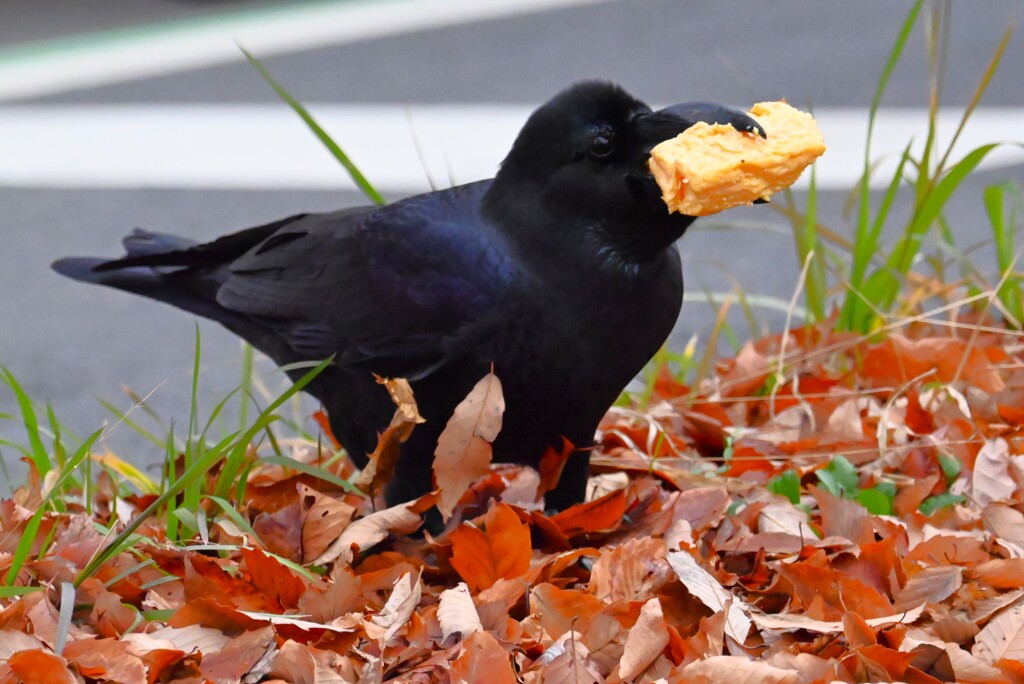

[53,81,764,509]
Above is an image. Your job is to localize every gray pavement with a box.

[1,0,1022,482]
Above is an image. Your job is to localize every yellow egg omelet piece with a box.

[648,101,826,217]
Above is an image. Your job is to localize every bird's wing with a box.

[217,182,514,378]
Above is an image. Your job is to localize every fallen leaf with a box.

[240,547,307,611]
[675,655,800,684]
[533,631,602,684]
[616,597,669,680]
[356,376,425,498]
[450,630,516,684]
[750,604,925,633]
[298,484,357,563]
[892,566,962,613]
[972,438,1016,508]
[199,626,277,683]
[63,638,147,683]
[434,371,505,520]
[450,503,531,592]
[365,570,422,643]
[550,489,627,538]
[313,500,422,566]
[7,650,77,684]
[438,582,483,642]
[972,602,1024,662]
[666,550,751,643]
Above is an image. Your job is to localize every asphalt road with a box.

[1,0,1022,482]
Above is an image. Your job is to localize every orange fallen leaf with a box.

[550,488,627,538]
[450,502,531,592]
[450,630,517,684]
[434,371,505,520]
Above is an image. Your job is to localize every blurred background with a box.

[1,0,1022,479]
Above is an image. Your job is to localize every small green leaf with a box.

[937,453,962,484]
[817,456,860,498]
[919,492,966,516]
[855,488,893,515]
[768,470,801,504]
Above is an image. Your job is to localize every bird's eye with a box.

[589,133,614,159]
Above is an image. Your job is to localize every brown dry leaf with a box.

[199,626,277,683]
[674,655,801,684]
[972,602,1024,662]
[450,630,517,684]
[588,536,670,603]
[892,565,963,613]
[438,582,483,643]
[672,486,731,533]
[365,569,422,643]
[356,376,425,498]
[972,438,1017,508]
[434,371,505,520]
[550,489,627,538]
[749,604,925,634]
[240,547,307,611]
[813,486,873,546]
[535,631,603,684]
[298,484,357,563]
[841,611,877,649]
[666,550,751,643]
[616,597,669,681]
[0,631,46,658]
[943,643,1007,682]
[530,583,606,642]
[973,559,1024,589]
[62,638,146,683]
[313,500,422,566]
[296,567,364,623]
[7,650,77,684]
[127,624,231,654]
[449,503,531,592]
[983,503,1024,547]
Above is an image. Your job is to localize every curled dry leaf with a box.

[365,570,422,644]
[972,438,1016,508]
[434,371,505,520]
[356,376,425,498]
[534,630,603,684]
[313,501,422,566]
[438,582,483,642]
[616,597,669,680]
[666,550,752,643]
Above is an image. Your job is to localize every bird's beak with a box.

[635,101,766,148]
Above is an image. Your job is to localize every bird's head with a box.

[487,81,764,262]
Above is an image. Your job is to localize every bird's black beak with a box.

[635,101,766,150]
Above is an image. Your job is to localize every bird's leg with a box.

[543,449,591,512]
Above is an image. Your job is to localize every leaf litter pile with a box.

[2,315,1024,683]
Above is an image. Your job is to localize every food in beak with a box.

[649,101,825,216]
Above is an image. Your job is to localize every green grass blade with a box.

[1,367,52,476]
[853,0,924,281]
[241,46,386,206]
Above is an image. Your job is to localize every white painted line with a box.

[0,0,611,101]
[0,105,1020,192]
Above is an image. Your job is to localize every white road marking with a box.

[0,0,611,101]
[0,105,1020,192]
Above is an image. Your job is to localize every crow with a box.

[53,81,764,510]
